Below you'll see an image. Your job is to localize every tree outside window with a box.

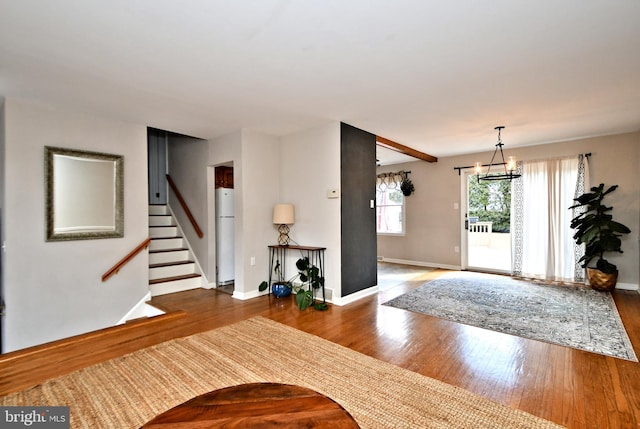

[468,177,511,232]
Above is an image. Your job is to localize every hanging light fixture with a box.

[474,126,521,182]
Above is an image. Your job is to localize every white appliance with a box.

[215,188,235,285]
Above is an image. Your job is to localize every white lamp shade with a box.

[273,204,295,225]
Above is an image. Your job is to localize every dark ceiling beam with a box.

[376,136,438,163]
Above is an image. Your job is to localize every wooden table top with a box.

[141,382,360,428]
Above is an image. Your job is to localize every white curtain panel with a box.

[512,155,588,282]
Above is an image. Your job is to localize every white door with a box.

[462,170,512,273]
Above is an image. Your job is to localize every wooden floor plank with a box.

[1,265,639,429]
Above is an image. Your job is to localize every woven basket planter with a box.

[587,268,618,291]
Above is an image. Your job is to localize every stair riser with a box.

[150,277,202,297]
[149,205,170,215]
[150,226,179,238]
[149,250,190,265]
[148,206,201,296]
[149,216,175,226]
[149,264,196,280]
[149,238,184,251]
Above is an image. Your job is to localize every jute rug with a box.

[0,316,563,429]
[384,271,637,362]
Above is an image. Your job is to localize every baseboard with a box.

[232,289,263,300]
[379,257,461,271]
[380,258,639,292]
[235,287,336,304]
[332,285,379,306]
[614,282,639,292]
[117,292,165,325]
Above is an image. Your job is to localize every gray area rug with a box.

[383,272,637,361]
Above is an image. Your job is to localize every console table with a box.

[268,245,326,304]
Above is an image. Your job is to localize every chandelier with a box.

[474,126,521,182]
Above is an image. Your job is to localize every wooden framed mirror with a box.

[45,146,124,241]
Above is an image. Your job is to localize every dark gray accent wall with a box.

[340,122,377,297]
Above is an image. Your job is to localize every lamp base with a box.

[277,224,290,246]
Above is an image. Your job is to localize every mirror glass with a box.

[46,146,124,241]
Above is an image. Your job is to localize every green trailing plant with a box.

[294,257,327,311]
[569,183,631,274]
[258,259,291,293]
[400,177,414,196]
[258,257,327,311]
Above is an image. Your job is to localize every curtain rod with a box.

[377,170,411,178]
[453,153,591,176]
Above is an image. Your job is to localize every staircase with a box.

[148,205,202,296]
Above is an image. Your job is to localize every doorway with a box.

[463,171,512,273]
[147,128,168,205]
[213,164,235,295]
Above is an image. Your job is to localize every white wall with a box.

[236,129,281,298]
[0,98,5,334]
[378,132,640,288]
[167,134,209,280]
[1,98,148,352]
[280,122,342,298]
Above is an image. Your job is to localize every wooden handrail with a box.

[102,238,151,282]
[166,174,204,238]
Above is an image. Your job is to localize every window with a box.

[376,178,405,235]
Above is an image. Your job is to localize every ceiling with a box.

[1,1,639,163]
[376,145,417,166]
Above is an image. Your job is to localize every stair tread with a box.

[149,248,189,253]
[149,260,194,268]
[149,273,201,285]
[149,206,197,290]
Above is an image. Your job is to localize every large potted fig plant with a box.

[569,183,631,291]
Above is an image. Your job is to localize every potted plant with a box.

[258,257,328,310]
[569,183,631,291]
[258,260,292,297]
[400,175,415,196]
[293,257,328,311]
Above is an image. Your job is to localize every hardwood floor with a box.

[1,264,639,429]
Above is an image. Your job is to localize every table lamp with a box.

[273,204,295,245]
